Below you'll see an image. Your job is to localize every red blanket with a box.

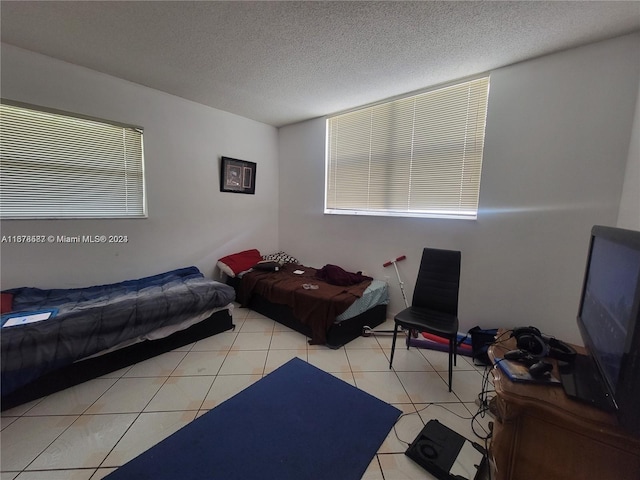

[240,263,371,345]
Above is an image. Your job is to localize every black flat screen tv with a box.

[560,225,640,437]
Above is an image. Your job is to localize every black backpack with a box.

[462,326,498,366]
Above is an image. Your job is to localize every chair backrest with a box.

[412,247,461,316]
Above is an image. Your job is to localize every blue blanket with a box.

[1,267,235,395]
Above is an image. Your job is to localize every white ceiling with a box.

[1,1,639,127]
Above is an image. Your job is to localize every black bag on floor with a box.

[467,326,498,366]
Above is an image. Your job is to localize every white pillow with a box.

[216,260,236,278]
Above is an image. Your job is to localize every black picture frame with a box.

[220,156,256,194]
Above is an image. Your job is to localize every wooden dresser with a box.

[488,335,640,480]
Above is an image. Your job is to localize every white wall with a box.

[278,33,640,345]
[0,44,279,289]
[617,80,640,230]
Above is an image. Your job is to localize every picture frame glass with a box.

[220,157,256,194]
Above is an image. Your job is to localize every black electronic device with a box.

[495,357,561,385]
[503,349,537,366]
[559,225,640,437]
[511,326,577,362]
[546,337,577,362]
[405,419,486,480]
[512,326,549,358]
[528,360,553,378]
[503,350,555,378]
[510,325,577,366]
[512,326,541,338]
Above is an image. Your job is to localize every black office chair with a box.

[389,248,461,392]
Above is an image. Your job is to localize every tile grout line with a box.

[1,311,488,479]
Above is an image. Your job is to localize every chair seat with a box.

[394,306,459,337]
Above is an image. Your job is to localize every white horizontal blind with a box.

[0,101,146,219]
[326,76,489,219]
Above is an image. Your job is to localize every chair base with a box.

[389,321,456,392]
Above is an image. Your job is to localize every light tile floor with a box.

[1,307,493,480]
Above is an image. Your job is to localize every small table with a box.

[488,332,640,480]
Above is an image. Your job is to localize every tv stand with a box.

[488,334,640,480]
[558,353,616,412]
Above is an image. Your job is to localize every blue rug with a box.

[106,357,401,480]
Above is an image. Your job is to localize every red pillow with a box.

[218,249,262,276]
[0,293,13,314]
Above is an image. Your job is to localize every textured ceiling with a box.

[1,1,639,127]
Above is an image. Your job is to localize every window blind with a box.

[325,76,489,220]
[0,101,146,219]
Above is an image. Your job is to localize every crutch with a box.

[362,255,409,336]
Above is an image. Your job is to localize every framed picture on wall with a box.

[220,156,256,194]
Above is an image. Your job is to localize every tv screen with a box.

[569,225,640,437]
[579,234,640,397]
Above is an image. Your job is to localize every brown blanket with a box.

[240,263,371,345]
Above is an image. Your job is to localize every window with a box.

[325,76,489,220]
[0,100,146,219]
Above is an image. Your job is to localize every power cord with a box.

[465,332,511,480]
[471,335,515,480]
[472,366,495,441]
[392,332,510,480]
[392,402,476,446]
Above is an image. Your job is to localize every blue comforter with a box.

[1,266,235,395]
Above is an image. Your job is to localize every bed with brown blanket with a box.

[229,261,388,348]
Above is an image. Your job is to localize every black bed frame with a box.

[229,277,387,349]
[1,309,234,411]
